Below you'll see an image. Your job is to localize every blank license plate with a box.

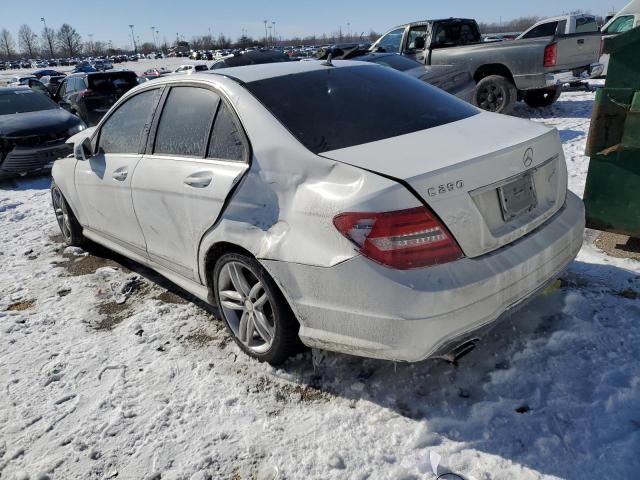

[498,174,537,221]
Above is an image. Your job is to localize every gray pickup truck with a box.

[371,18,603,113]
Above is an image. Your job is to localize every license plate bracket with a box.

[498,174,537,222]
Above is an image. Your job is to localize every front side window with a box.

[99,89,161,154]
[154,87,220,157]
[407,27,428,50]
[245,65,478,154]
[605,15,635,34]
[376,28,405,53]
[208,103,246,161]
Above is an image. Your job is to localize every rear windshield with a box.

[244,65,478,154]
[88,72,138,93]
[0,90,57,115]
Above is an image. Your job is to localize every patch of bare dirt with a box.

[595,232,640,261]
[6,300,35,311]
[55,251,128,277]
[254,375,331,404]
[185,328,217,348]
[94,302,131,330]
[155,290,188,305]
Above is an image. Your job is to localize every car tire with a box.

[213,252,305,365]
[51,182,85,247]
[474,75,517,115]
[523,86,562,108]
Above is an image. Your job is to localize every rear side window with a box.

[245,65,478,154]
[208,103,246,161]
[154,87,220,157]
[575,17,599,33]
[99,89,161,154]
[522,21,559,39]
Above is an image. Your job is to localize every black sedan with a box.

[0,88,84,179]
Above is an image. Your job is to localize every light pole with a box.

[263,20,268,47]
[347,22,351,40]
[151,26,156,49]
[41,17,54,58]
[268,25,273,47]
[128,24,137,53]
[272,21,276,47]
[88,34,94,55]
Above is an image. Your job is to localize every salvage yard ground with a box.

[1,79,639,479]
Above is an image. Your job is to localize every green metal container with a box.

[583,27,640,238]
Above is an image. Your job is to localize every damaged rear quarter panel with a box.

[197,77,421,280]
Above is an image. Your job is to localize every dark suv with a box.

[53,71,139,126]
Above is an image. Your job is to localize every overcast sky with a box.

[2,0,630,48]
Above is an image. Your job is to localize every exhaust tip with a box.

[434,338,480,365]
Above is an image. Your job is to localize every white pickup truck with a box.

[518,14,601,40]
[600,0,640,76]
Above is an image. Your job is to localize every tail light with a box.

[544,43,557,67]
[78,89,95,98]
[333,206,464,270]
[599,38,605,56]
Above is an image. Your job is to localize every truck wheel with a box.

[523,86,562,108]
[474,75,517,115]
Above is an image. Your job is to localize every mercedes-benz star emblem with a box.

[523,147,534,168]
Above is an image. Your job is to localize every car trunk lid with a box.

[321,112,568,258]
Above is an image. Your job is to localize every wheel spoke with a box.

[254,293,268,309]
[227,263,251,297]
[220,291,245,310]
[253,311,273,344]
[248,281,263,301]
[238,311,255,344]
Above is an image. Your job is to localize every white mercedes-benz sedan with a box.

[51,60,585,365]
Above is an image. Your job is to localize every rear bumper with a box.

[262,192,585,362]
[545,63,604,86]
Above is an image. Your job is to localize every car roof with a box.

[202,59,372,83]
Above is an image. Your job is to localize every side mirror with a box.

[414,36,426,50]
[74,137,93,161]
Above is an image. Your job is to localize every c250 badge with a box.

[427,180,464,197]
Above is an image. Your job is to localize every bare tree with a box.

[0,29,16,59]
[41,26,56,57]
[18,24,38,58]
[56,24,82,57]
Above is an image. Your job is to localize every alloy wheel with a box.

[217,261,276,354]
[478,83,505,112]
[52,187,71,241]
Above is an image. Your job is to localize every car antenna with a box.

[322,48,334,67]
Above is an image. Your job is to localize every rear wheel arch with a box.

[203,242,301,321]
[473,64,515,84]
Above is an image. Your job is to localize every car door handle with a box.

[577,39,585,45]
[112,167,128,181]
[184,172,213,188]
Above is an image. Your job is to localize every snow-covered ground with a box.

[1,84,639,480]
